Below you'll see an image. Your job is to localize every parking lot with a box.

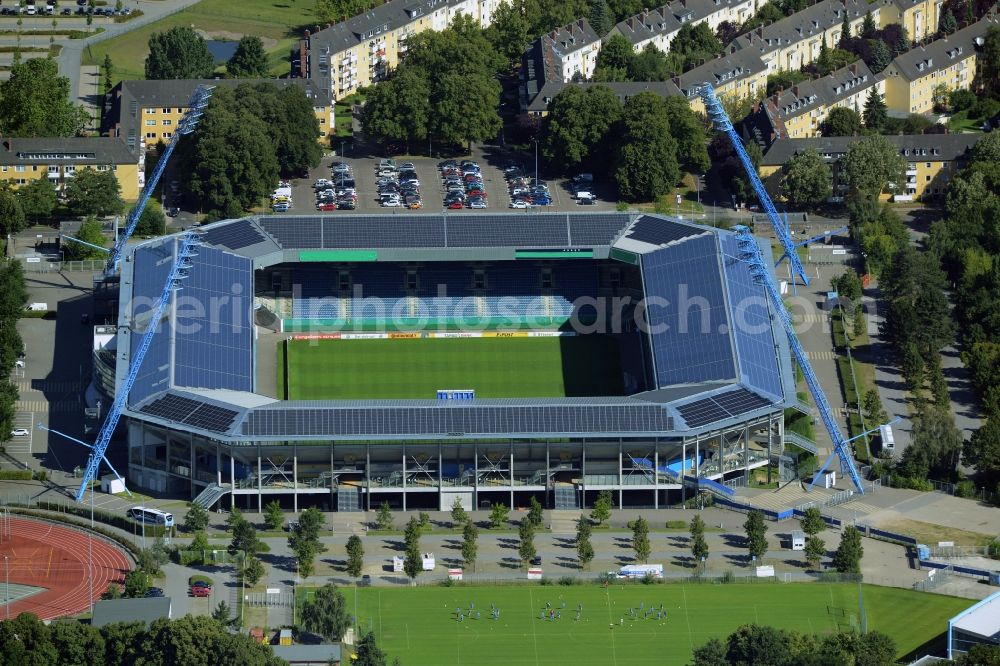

[287,148,620,215]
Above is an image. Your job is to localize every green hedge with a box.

[0,470,33,480]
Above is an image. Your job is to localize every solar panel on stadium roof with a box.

[446,215,569,247]
[201,221,264,250]
[627,215,705,246]
[676,397,729,428]
[139,393,202,422]
[256,217,322,248]
[567,214,632,245]
[322,217,446,248]
[712,387,772,417]
[182,403,239,433]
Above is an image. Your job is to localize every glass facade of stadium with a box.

[124,411,784,512]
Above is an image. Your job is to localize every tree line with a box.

[145,28,271,80]
[0,262,26,438]
[690,623,896,666]
[541,86,709,201]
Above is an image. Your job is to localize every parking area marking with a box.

[805,351,837,360]
[14,381,84,393]
[5,412,34,459]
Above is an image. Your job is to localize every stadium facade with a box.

[110,212,798,512]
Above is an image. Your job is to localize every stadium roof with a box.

[118,213,794,441]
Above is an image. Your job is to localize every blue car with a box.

[532,196,552,205]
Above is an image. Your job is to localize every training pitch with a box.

[305,583,968,665]
[280,336,624,400]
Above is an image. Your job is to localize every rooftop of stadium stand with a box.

[117,213,795,442]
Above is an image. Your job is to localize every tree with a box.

[300,584,350,642]
[65,217,107,260]
[691,531,709,566]
[346,535,364,577]
[982,26,1000,97]
[832,269,863,304]
[804,536,826,569]
[354,630,388,666]
[232,517,262,556]
[743,510,768,561]
[361,68,431,153]
[964,419,1000,481]
[860,10,876,38]
[242,555,265,586]
[298,507,326,544]
[863,389,888,428]
[594,34,634,81]
[954,645,1000,666]
[518,519,536,568]
[376,501,393,530]
[540,84,623,175]
[403,540,422,580]
[190,530,210,557]
[227,36,268,78]
[64,167,123,217]
[939,8,957,35]
[832,525,864,573]
[212,600,238,628]
[590,489,613,525]
[0,192,26,236]
[576,514,594,570]
[615,92,680,202]
[868,39,892,73]
[527,495,544,527]
[863,88,888,131]
[766,70,810,96]
[17,177,57,222]
[780,148,832,208]
[231,82,322,176]
[145,27,215,79]
[404,516,421,551]
[102,54,114,92]
[691,637,728,666]
[838,12,852,49]
[842,135,907,199]
[632,515,651,564]
[663,95,710,174]
[263,500,284,531]
[489,502,509,529]
[226,506,244,531]
[49,620,105,666]
[589,0,613,38]
[799,507,825,537]
[0,58,88,137]
[123,570,150,598]
[820,107,865,137]
[450,496,468,527]
[101,583,122,600]
[461,520,479,571]
[431,71,501,150]
[135,200,166,236]
[629,44,673,81]
[485,0,530,68]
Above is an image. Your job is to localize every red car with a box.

[447,201,464,209]
[317,203,337,211]
[190,585,211,597]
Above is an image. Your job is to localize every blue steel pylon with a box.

[731,225,864,494]
[76,231,204,502]
[699,83,810,288]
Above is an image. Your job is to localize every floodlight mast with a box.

[75,231,203,502]
[698,83,810,287]
[731,225,865,494]
[103,85,213,276]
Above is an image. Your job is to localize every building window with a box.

[146,132,157,139]
[14,166,25,173]
[162,132,172,139]
[145,120,157,126]
[162,107,172,113]
[926,175,931,181]
[925,162,931,167]
[162,119,172,126]
[145,108,156,114]
[0,167,6,173]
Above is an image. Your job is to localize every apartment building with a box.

[303,0,507,99]
[882,16,996,114]
[610,0,757,55]
[674,46,770,113]
[103,78,334,160]
[758,133,982,202]
[728,0,871,72]
[744,61,880,146]
[541,19,602,82]
[0,137,140,200]
[879,0,941,42]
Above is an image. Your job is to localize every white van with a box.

[27,303,48,312]
[575,191,594,201]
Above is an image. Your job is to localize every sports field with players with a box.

[300,582,968,665]
[279,335,625,400]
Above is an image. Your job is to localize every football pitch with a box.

[307,583,968,665]
[280,336,625,400]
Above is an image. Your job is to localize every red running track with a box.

[0,516,131,620]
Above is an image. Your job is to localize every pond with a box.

[206,40,238,64]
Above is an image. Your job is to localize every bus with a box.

[127,506,174,527]
[879,424,895,453]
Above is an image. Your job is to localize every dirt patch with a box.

[874,517,995,547]
[196,29,279,50]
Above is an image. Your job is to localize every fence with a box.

[793,488,857,513]
[246,591,295,607]
[855,524,918,546]
[712,497,795,522]
[18,258,105,273]
[792,508,842,528]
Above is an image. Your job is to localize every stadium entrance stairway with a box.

[192,482,232,509]
[732,482,841,514]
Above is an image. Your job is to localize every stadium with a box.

[109,212,796,512]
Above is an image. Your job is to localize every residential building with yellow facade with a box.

[303,0,508,100]
[728,0,871,73]
[879,0,941,42]
[610,0,759,56]
[103,78,333,159]
[674,46,770,114]
[0,137,140,201]
[881,16,997,114]
[758,133,982,203]
[744,61,880,146]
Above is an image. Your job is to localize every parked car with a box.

[190,586,211,598]
[509,200,532,209]
[272,202,291,212]
[317,202,337,212]
[10,429,29,437]
[468,199,487,209]
[145,587,164,598]
[446,200,464,209]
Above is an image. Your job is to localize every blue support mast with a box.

[731,225,865,494]
[75,231,203,502]
[104,86,213,276]
[699,84,810,287]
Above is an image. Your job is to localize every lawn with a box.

[82,0,308,81]
[300,583,969,665]
[282,336,624,400]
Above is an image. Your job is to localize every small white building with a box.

[791,530,806,551]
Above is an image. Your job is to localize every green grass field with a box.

[300,583,968,665]
[82,0,305,81]
[282,336,624,400]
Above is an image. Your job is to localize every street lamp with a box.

[532,138,539,186]
[3,555,8,620]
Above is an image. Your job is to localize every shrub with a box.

[665,520,686,529]
[557,576,579,586]
[0,470,32,480]
[721,570,736,584]
[954,479,977,499]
